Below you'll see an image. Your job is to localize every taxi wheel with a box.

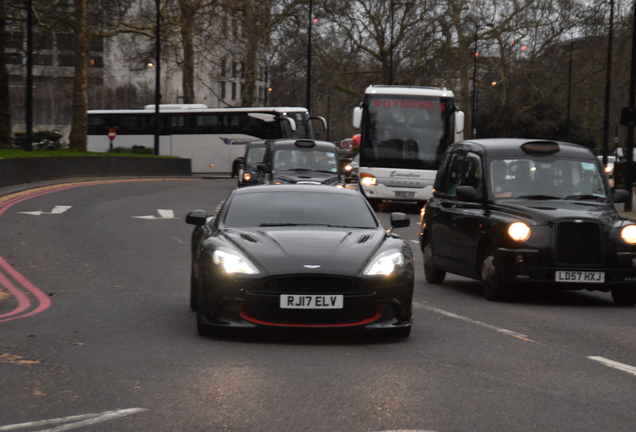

[423,242,445,284]
[611,288,636,306]
[481,252,510,301]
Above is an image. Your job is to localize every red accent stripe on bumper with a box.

[239,304,381,328]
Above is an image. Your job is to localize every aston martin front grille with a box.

[555,221,602,265]
[249,276,372,294]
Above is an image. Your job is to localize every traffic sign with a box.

[108,128,116,141]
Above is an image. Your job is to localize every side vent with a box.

[356,235,373,244]
[240,233,258,243]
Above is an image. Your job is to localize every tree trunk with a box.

[179,0,196,104]
[240,0,258,107]
[69,0,89,151]
[0,0,12,149]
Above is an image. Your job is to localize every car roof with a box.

[452,138,596,159]
[233,184,360,196]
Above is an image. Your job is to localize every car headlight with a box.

[508,222,530,242]
[363,249,404,276]
[243,172,251,181]
[345,165,352,172]
[212,249,260,274]
[360,173,377,186]
[621,225,636,244]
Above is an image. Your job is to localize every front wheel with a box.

[190,269,197,312]
[423,242,445,284]
[611,288,636,306]
[385,326,411,338]
[481,251,510,301]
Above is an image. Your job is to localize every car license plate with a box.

[555,271,605,283]
[280,294,343,309]
[395,191,415,198]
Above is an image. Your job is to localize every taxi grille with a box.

[555,221,602,265]
[249,276,373,295]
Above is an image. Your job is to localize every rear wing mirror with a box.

[309,116,327,131]
[282,117,296,132]
[353,107,363,129]
[455,111,465,135]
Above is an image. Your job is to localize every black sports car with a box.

[187,185,414,337]
[256,139,343,186]
[420,138,636,305]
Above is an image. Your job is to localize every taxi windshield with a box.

[273,148,338,173]
[489,157,609,200]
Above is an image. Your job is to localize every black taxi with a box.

[420,138,636,305]
[256,139,343,186]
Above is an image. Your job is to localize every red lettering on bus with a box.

[400,101,409,108]
[375,100,382,107]
[393,100,400,107]
[383,100,391,108]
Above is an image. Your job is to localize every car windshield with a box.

[273,148,338,173]
[489,157,609,200]
[246,146,266,164]
[223,191,377,228]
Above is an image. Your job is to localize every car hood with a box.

[491,199,621,225]
[221,226,384,276]
[273,171,339,184]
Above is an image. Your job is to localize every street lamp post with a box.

[153,0,161,156]
[306,0,313,112]
[471,22,494,139]
[23,0,33,151]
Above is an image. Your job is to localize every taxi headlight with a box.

[360,174,377,187]
[363,249,404,276]
[621,225,636,244]
[212,249,260,274]
[243,172,251,181]
[345,165,352,171]
[508,222,531,242]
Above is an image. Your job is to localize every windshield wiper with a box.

[517,195,563,200]
[258,222,299,227]
[564,194,607,202]
[313,170,337,174]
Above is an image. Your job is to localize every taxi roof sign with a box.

[521,141,560,154]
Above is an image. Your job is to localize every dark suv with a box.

[257,139,343,186]
[420,138,636,305]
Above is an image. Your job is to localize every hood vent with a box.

[356,234,373,244]
[240,233,258,243]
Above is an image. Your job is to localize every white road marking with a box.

[133,209,179,220]
[0,408,147,431]
[17,206,72,216]
[588,356,636,377]
[414,302,528,338]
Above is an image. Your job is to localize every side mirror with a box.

[186,209,208,226]
[352,107,363,129]
[456,185,478,200]
[257,163,269,173]
[455,110,465,135]
[309,116,327,131]
[282,117,297,132]
[612,189,630,204]
[390,212,410,229]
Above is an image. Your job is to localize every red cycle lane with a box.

[0,178,191,322]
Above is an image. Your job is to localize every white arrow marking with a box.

[133,209,179,220]
[588,356,636,377]
[0,408,147,431]
[17,206,72,216]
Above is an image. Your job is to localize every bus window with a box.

[117,114,138,134]
[194,114,225,134]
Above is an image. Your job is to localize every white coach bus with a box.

[87,104,326,173]
[352,85,465,210]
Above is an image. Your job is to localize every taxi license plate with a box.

[395,191,415,198]
[280,294,344,309]
[555,271,605,283]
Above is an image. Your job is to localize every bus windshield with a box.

[281,112,314,139]
[360,95,454,170]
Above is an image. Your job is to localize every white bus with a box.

[352,85,465,210]
[87,104,326,173]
